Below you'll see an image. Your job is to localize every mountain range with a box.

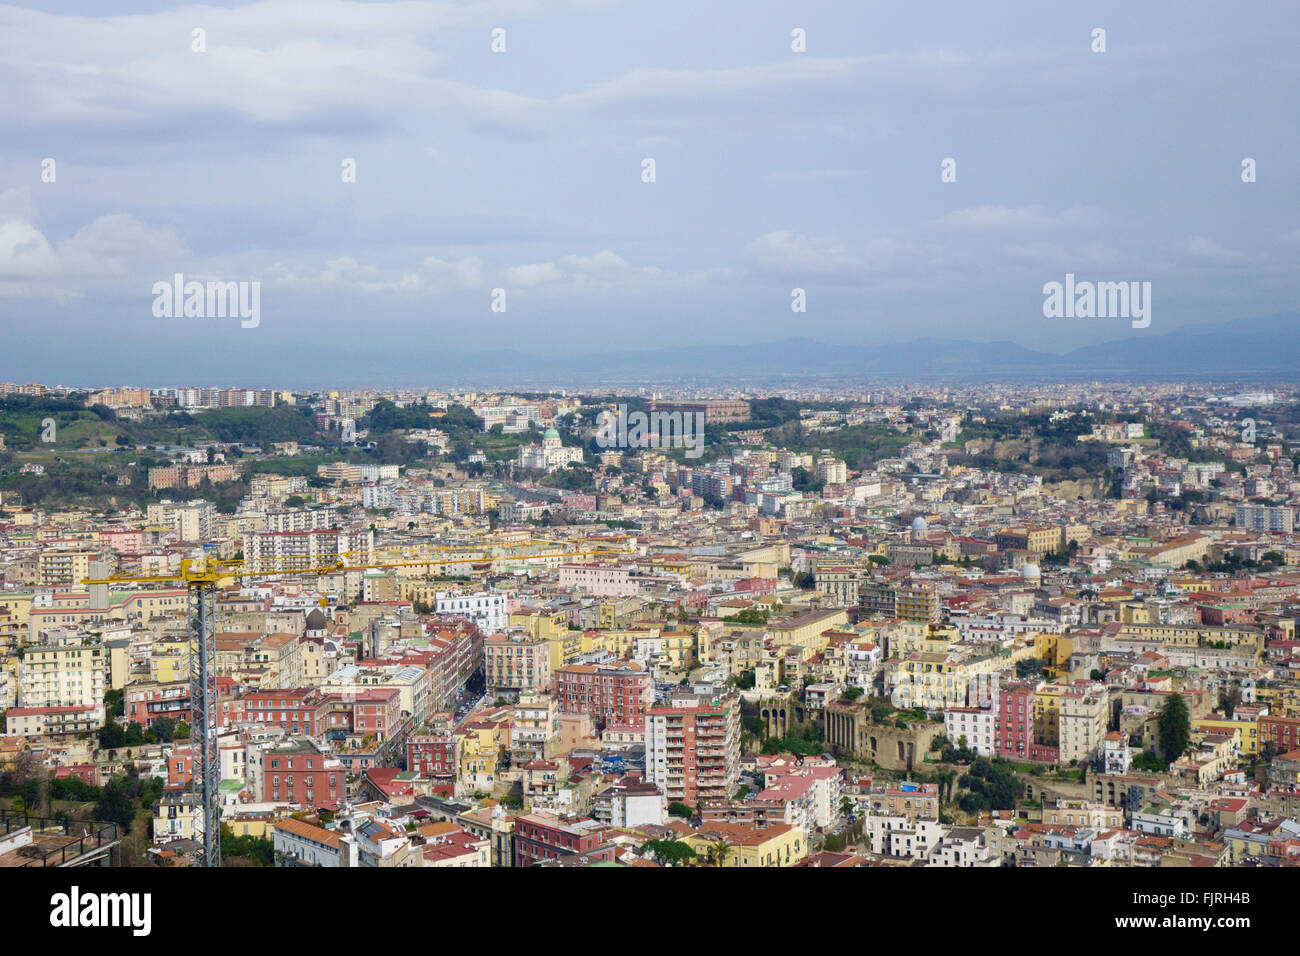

[383,311,1300,388]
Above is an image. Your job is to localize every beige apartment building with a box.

[995,526,1061,557]
[38,550,94,586]
[1059,691,1109,764]
[17,630,105,719]
[484,632,553,697]
[146,500,216,542]
[214,631,304,688]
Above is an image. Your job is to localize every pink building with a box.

[557,563,637,597]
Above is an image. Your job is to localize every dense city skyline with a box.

[3,0,1294,934]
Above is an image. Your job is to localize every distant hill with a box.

[417,312,1300,386]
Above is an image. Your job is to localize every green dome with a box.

[543,427,560,439]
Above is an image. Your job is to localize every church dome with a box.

[911,516,928,532]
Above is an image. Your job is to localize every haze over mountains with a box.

[6,312,1296,391]
[319,312,1300,389]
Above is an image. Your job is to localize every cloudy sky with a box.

[0,0,1297,386]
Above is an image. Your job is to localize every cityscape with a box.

[1,0,1295,934]
[1,381,1299,881]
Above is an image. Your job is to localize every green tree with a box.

[1158,692,1191,760]
[667,802,694,819]
[643,839,696,867]
[104,688,125,717]
[221,825,275,866]
[98,716,126,749]
[1015,657,1045,680]
[706,838,731,867]
[94,775,138,829]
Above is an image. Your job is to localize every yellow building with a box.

[457,724,503,795]
[1033,684,1064,746]
[596,627,658,660]
[0,592,33,630]
[658,629,697,672]
[1119,602,1153,625]
[1194,715,1260,755]
[225,814,274,839]
[509,608,570,671]
[1034,632,1073,677]
[765,609,849,657]
[150,636,191,684]
[686,823,806,868]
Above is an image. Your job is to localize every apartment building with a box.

[645,692,741,805]
[407,730,458,780]
[315,462,364,483]
[484,631,553,697]
[434,590,508,632]
[944,706,998,756]
[263,508,341,533]
[1058,688,1109,764]
[37,550,94,587]
[647,399,750,424]
[17,630,104,720]
[214,631,305,689]
[557,563,637,597]
[428,487,486,516]
[4,704,100,738]
[995,526,1060,557]
[1235,504,1294,533]
[146,500,216,541]
[815,567,859,606]
[246,528,375,571]
[126,678,191,728]
[512,812,613,867]
[263,740,346,806]
[511,696,560,763]
[148,464,238,491]
[553,661,652,732]
[273,818,346,867]
[895,583,940,623]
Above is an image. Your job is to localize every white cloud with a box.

[0,210,181,296]
[747,231,853,278]
[504,262,563,287]
[942,205,1105,232]
[1180,235,1249,264]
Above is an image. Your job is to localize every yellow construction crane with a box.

[82,537,632,867]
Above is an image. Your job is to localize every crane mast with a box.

[83,538,632,866]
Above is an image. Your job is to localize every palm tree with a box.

[708,839,731,867]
